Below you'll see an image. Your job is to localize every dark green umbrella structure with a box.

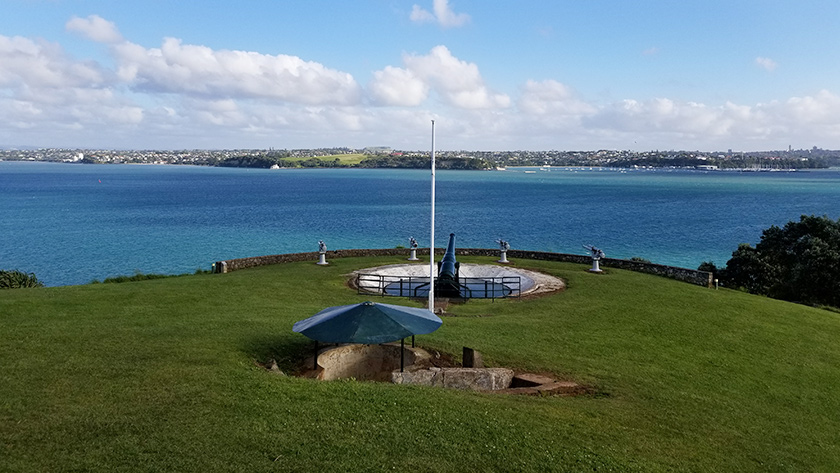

[293,301,442,344]
[293,301,443,371]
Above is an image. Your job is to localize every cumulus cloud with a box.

[368,66,429,106]
[410,5,436,24]
[109,38,362,105]
[755,56,778,72]
[66,15,124,44]
[783,90,840,124]
[370,46,509,109]
[518,79,596,116]
[3,16,840,151]
[410,0,470,28]
[586,98,753,137]
[0,35,107,88]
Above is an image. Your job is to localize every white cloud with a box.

[755,56,778,72]
[782,90,840,124]
[368,66,429,106]
[410,5,436,24]
[410,0,470,28]
[3,17,840,151]
[0,35,107,88]
[66,15,124,44]
[370,45,509,109]
[518,79,596,116]
[585,97,756,138]
[110,38,361,105]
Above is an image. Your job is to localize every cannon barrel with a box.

[438,233,458,280]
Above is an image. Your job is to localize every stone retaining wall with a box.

[215,248,713,288]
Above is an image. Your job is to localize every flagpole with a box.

[428,119,436,312]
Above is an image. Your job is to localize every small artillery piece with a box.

[317,240,328,265]
[407,236,419,261]
[583,244,605,272]
[497,238,510,263]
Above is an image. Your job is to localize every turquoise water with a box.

[2,161,840,286]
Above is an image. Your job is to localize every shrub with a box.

[0,270,45,289]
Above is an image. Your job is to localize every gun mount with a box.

[583,244,605,273]
[359,232,525,300]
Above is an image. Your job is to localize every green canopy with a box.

[292,301,442,344]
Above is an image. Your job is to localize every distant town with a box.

[2,146,839,170]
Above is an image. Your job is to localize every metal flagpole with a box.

[428,120,436,312]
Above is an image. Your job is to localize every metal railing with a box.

[356,274,521,300]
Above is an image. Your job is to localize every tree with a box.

[697,261,719,275]
[721,215,840,307]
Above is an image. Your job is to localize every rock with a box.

[266,359,286,376]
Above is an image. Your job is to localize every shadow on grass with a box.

[243,333,312,373]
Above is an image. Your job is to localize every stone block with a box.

[441,368,514,391]
[392,368,443,387]
[392,367,514,391]
[462,347,484,368]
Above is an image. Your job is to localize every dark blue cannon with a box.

[435,233,465,297]
[381,232,517,300]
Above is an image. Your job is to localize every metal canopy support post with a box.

[400,338,405,372]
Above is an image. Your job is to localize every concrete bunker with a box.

[301,343,583,395]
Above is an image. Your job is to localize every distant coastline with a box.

[2,146,838,170]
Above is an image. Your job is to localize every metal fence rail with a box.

[356,274,521,300]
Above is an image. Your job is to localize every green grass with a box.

[2,255,839,472]
[281,153,367,165]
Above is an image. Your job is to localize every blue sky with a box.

[2,0,839,151]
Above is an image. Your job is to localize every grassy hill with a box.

[2,256,839,472]
[281,153,367,166]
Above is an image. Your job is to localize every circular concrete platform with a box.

[353,263,565,297]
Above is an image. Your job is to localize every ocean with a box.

[3,161,840,287]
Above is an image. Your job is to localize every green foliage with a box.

[100,273,169,284]
[722,215,840,307]
[697,260,718,274]
[0,269,45,289]
[357,155,491,170]
[91,269,213,284]
[218,154,282,168]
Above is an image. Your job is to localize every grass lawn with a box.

[2,255,839,472]
[280,154,367,166]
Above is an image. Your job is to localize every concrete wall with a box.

[214,248,713,288]
[392,367,515,391]
[317,344,424,382]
